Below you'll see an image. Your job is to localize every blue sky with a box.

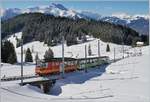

[1,0,149,16]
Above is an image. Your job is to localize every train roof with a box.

[44,57,77,62]
[77,56,109,60]
[42,56,109,62]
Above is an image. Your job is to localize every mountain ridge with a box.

[2,13,148,47]
[1,3,149,35]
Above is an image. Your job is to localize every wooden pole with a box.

[21,38,23,85]
[98,40,101,65]
[98,40,101,57]
[114,47,116,62]
[85,45,87,73]
[122,42,124,59]
[62,36,65,78]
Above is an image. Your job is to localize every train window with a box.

[80,60,83,64]
[71,61,74,65]
[87,60,89,63]
[45,63,48,67]
[67,62,69,65]
[54,62,57,66]
[81,60,83,64]
[54,62,56,66]
[56,62,59,66]
[73,61,76,65]
[66,61,69,65]
[64,62,67,65]
[37,63,41,67]
[89,59,93,63]
[70,61,72,65]
[75,61,77,64]
[52,62,54,66]
[92,60,94,63]
[69,61,71,64]
[38,62,47,68]
[55,62,57,66]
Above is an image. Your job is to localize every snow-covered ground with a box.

[8,32,131,63]
[1,63,35,78]
[1,32,132,78]
[1,45,150,102]
[1,32,150,102]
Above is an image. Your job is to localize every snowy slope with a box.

[8,32,131,63]
[1,31,131,78]
[1,46,150,102]
[2,32,149,102]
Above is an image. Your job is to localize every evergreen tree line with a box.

[1,40,54,64]
[2,13,148,46]
[1,40,17,64]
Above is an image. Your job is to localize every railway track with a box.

[0,58,120,82]
[1,74,61,82]
[1,74,39,81]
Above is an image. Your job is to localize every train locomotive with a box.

[35,56,109,76]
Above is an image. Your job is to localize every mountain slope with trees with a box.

[2,13,148,46]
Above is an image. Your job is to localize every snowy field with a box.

[8,32,131,62]
[1,32,150,102]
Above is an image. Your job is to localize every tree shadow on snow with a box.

[49,64,109,96]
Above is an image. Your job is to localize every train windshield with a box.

[37,61,47,68]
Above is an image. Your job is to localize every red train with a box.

[35,58,78,75]
[35,56,109,76]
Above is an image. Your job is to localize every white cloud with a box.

[112,12,131,19]
[112,12,149,19]
[0,8,5,16]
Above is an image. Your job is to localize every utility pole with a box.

[21,38,23,85]
[98,40,101,57]
[62,36,65,78]
[114,47,116,62]
[122,42,124,59]
[98,40,101,65]
[85,45,87,73]
[122,29,125,59]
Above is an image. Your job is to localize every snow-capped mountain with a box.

[1,3,87,20]
[82,12,149,35]
[81,11,102,20]
[101,15,149,35]
[1,8,21,20]
[1,3,149,35]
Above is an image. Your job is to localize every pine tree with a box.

[1,40,17,64]
[25,48,33,62]
[106,44,110,52]
[8,52,17,64]
[88,44,92,56]
[44,48,54,61]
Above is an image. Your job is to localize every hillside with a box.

[2,13,146,46]
[1,45,150,102]
[7,32,132,63]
